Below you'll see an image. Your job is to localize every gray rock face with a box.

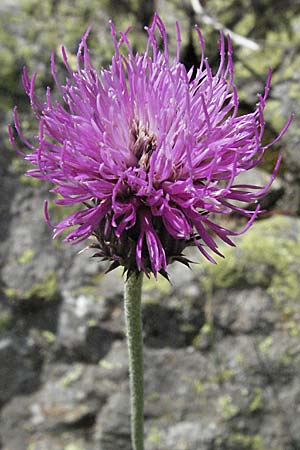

[212,287,276,334]
[0,335,43,406]
[96,390,132,450]
[2,214,300,450]
[56,293,123,363]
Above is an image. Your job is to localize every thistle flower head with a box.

[10,14,291,278]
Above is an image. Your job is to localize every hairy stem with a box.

[124,272,144,450]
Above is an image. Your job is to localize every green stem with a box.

[124,272,144,450]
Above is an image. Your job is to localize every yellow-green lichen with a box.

[23,272,59,301]
[226,433,265,450]
[234,12,255,36]
[142,274,172,304]
[145,391,160,402]
[4,271,59,302]
[0,310,12,333]
[264,99,287,133]
[192,322,213,349]
[64,444,84,450]
[146,426,163,446]
[234,352,246,365]
[99,359,122,370]
[279,347,300,367]
[210,368,236,385]
[17,249,35,265]
[41,330,56,344]
[287,319,300,337]
[19,175,42,187]
[258,336,273,354]
[218,394,239,420]
[248,387,263,414]
[179,323,197,334]
[3,287,19,299]
[193,378,205,395]
[59,364,84,387]
[203,217,300,308]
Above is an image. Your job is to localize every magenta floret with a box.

[9,14,291,277]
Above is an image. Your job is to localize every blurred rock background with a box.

[1,0,300,449]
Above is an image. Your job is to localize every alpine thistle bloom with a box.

[10,14,291,278]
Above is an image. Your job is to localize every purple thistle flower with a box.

[9,14,291,278]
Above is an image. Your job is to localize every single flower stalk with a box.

[9,13,291,450]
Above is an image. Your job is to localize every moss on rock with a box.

[23,271,59,301]
[225,433,265,450]
[204,216,300,304]
[0,309,12,333]
[4,271,60,302]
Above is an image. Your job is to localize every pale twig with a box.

[190,0,260,51]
